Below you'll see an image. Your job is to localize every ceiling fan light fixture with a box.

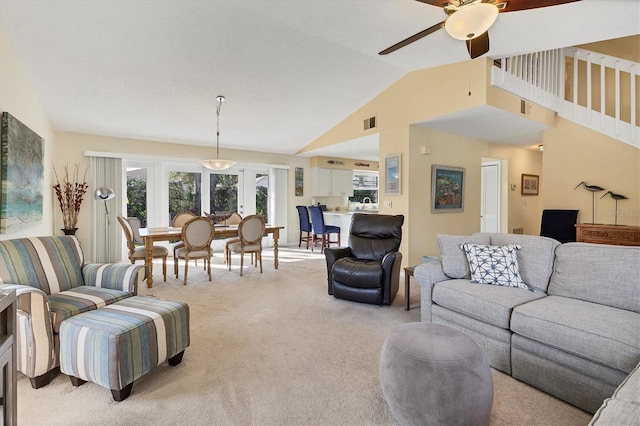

[200,95,237,172]
[444,3,499,41]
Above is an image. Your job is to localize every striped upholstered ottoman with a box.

[59,296,190,401]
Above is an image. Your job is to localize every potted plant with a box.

[53,163,89,235]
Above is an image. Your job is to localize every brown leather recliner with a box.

[325,213,404,305]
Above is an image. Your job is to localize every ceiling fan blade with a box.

[378,21,445,55]
[466,31,489,58]
[415,0,579,11]
[499,0,580,12]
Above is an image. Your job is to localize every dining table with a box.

[139,224,285,288]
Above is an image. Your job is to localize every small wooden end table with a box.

[404,266,419,311]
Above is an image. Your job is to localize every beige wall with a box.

[301,58,554,265]
[485,144,544,234]
[301,43,637,264]
[0,29,56,239]
[542,118,639,226]
[55,132,310,256]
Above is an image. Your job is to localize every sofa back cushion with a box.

[437,234,491,279]
[0,236,85,295]
[548,243,640,313]
[487,234,560,292]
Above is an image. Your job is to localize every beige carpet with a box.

[17,247,591,425]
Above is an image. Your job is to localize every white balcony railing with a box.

[491,48,639,149]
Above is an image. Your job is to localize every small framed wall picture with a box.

[294,167,304,196]
[521,174,539,196]
[431,165,465,213]
[384,154,401,195]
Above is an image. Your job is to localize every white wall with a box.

[0,29,56,239]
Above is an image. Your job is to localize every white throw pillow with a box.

[460,243,529,289]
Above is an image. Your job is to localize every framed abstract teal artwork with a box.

[0,112,44,233]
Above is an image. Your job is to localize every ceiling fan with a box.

[379,0,580,59]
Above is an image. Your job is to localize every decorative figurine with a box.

[574,181,605,224]
[600,191,628,226]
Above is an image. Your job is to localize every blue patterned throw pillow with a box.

[460,243,528,289]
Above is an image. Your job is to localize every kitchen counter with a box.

[324,210,379,215]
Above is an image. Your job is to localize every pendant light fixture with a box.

[200,95,236,171]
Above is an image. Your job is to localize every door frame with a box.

[481,160,501,233]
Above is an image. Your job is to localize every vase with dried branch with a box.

[53,164,89,235]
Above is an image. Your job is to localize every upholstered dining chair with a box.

[227,215,266,276]
[117,215,168,281]
[174,216,215,285]
[170,212,197,261]
[223,212,243,264]
[296,205,314,249]
[126,217,144,245]
[309,205,340,253]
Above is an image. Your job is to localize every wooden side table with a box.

[404,266,417,311]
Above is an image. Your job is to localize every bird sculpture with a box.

[574,181,605,192]
[574,181,605,224]
[600,191,629,225]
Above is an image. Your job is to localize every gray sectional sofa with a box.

[415,233,640,415]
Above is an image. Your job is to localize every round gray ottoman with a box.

[380,323,493,426]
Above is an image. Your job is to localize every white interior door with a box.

[481,161,500,233]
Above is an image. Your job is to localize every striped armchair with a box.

[0,236,147,389]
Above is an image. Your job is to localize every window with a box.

[350,171,378,203]
[126,167,148,226]
[169,171,201,223]
[209,173,238,214]
[256,173,268,223]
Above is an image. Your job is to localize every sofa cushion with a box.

[0,236,85,295]
[432,279,545,329]
[486,234,559,292]
[612,361,640,403]
[461,243,528,289]
[511,295,640,373]
[548,243,640,313]
[590,362,640,425]
[48,286,130,332]
[437,234,490,279]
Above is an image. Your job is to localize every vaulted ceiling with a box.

[1,0,638,159]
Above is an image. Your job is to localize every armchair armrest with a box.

[324,247,353,295]
[82,263,148,296]
[0,284,56,378]
[381,251,402,305]
[414,261,448,322]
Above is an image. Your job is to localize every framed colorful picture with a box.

[521,174,539,195]
[431,165,464,213]
[0,112,44,233]
[295,167,304,196]
[384,154,401,195]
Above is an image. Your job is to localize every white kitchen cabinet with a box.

[312,168,354,197]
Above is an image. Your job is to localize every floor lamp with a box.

[95,187,115,262]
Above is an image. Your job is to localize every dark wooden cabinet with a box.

[0,288,16,426]
[575,224,640,246]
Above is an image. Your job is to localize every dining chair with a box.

[296,205,314,249]
[226,215,266,276]
[174,216,215,285]
[170,212,197,262]
[117,215,168,281]
[126,217,144,245]
[308,206,340,253]
[223,212,243,264]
